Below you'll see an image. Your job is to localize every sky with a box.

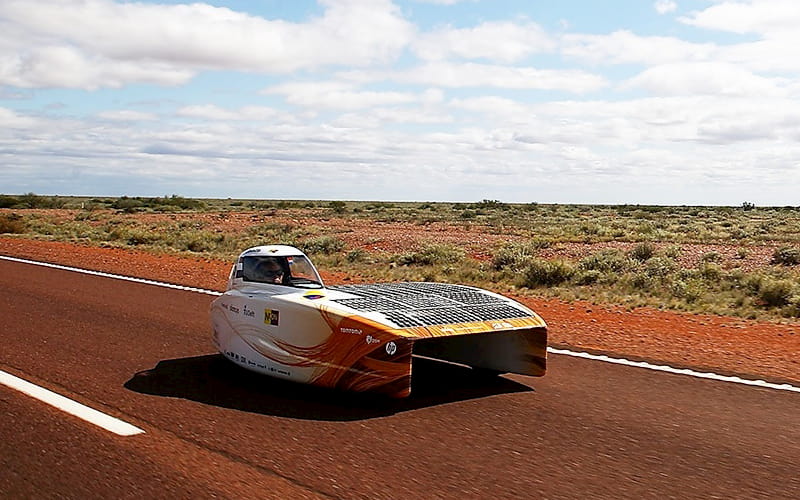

[1,0,799,206]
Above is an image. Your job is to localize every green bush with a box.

[346,249,367,263]
[579,249,629,273]
[0,195,20,208]
[154,195,204,210]
[301,236,346,255]
[110,195,203,212]
[629,242,656,262]
[644,256,675,278]
[111,197,145,213]
[698,262,723,281]
[664,245,683,259]
[492,242,542,271]
[328,201,347,213]
[475,199,507,210]
[178,231,225,252]
[771,246,800,266]
[18,193,65,209]
[758,278,795,307]
[628,271,656,291]
[670,279,703,303]
[521,259,575,287]
[574,269,602,285]
[397,244,465,266]
[248,223,296,239]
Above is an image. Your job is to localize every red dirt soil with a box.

[2,236,798,386]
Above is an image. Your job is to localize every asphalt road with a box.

[1,258,798,499]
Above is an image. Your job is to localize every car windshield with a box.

[239,254,323,288]
[284,255,323,287]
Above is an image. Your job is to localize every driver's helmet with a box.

[249,256,286,284]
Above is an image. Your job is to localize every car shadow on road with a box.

[124,353,535,421]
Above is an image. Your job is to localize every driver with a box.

[253,257,285,284]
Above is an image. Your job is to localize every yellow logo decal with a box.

[264,309,280,326]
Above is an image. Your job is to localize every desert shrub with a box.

[111,197,145,213]
[628,271,656,291]
[629,242,656,262]
[111,195,203,212]
[475,199,507,210]
[17,192,65,209]
[644,256,676,278]
[178,231,225,252]
[397,244,465,266]
[730,228,750,239]
[574,269,602,285]
[741,274,764,295]
[783,296,800,318]
[758,278,796,307]
[328,201,347,213]
[492,241,543,271]
[521,259,575,287]
[670,279,703,303]
[771,246,800,266]
[109,227,160,245]
[578,222,600,235]
[346,249,367,263]
[0,195,20,208]
[248,223,296,239]
[579,249,629,273]
[150,195,204,210]
[698,262,723,281]
[664,245,682,259]
[301,236,346,255]
[700,251,722,263]
[0,214,25,233]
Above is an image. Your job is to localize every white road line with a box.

[2,254,799,394]
[547,347,800,394]
[0,255,222,295]
[0,370,144,436]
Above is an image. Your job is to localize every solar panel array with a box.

[330,282,532,328]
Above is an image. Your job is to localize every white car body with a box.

[211,245,547,397]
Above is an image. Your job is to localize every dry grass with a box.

[2,196,800,320]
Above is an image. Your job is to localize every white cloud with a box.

[680,0,800,35]
[624,62,788,97]
[562,27,800,78]
[95,110,158,121]
[0,107,39,129]
[413,21,555,62]
[562,30,716,66]
[176,105,288,122]
[262,82,420,110]
[0,46,193,90]
[341,62,607,92]
[4,92,800,204]
[450,96,527,120]
[0,0,414,89]
[2,1,800,205]
[654,0,677,15]
[719,37,800,74]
